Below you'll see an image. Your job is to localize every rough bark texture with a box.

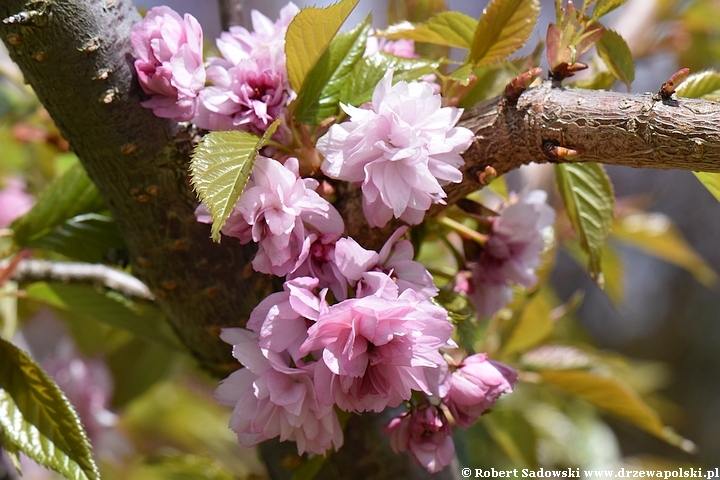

[0,0,276,378]
[3,1,720,479]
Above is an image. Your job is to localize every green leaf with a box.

[504,290,554,354]
[674,70,720,100]
[571,70,616,90]
[23,213,124,263]
[190,121,280,242]
[295,17,371,124]
[540,369,693,450]
[25,282,181,350]
[375,12,477,49]
[555,163,614,281]
[611,212,718,287]
[593,0,628,19]
[693,171,720,201]
[139,453,236,480]
[0,338,99,480]
[596,29,634,90]
[11,162,106,248]
[339,53,440,106]
[285,0,360,93]
[107,337,180,407]
[469,0,540,66]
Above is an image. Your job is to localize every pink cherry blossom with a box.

[300,285,453,413]
[466,190,555,318]
[334,226,438,298]
[0,177,34,228]
[383,404,455,473]
[288,233,347,300]
[442,353,517,428]
[216,328,343,455]
[131,6,205,121]
[43,346,116,443]
[246,276,326,362]
[197,157,344,277]
[195,56,292,135]
[215,2,299,66]
[317,69,474,227]
[365,35,417,58]
[196,3,298,135]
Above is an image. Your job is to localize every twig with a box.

[4,259,154,301]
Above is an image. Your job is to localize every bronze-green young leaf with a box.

[285,0,359,93]
[375,11,477,49]
[190,120,280,242]
[555,163,614,281]
[469,0,540,66]
[0,338,99,480]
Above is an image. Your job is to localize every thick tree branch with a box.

[340,82,720,248]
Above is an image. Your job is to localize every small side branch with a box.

[4,259,154,301]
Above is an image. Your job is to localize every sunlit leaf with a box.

[295,17,371,124]
[611,212,718,287]
[285,0,360,93]
[600,243,624,303]
[555,163,614,281]
[190,121,279,242]
[25,282,181,349]
[387,0,446,24]
[675,70,720,100]
[339,53,440,106]
[540,369,693,450]
[504,290,554,354]
[375,12,477,49]
[593,0,628,19]
[596,29,635,90]
[0,338,99,480]
[470,0,540,66]
[693,171,720,202]
[11,162,106,248]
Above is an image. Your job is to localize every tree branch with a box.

[340,82,720,248]
[4,259,154,301]
[217,0,244,30]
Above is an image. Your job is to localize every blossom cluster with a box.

[127,4,555,473]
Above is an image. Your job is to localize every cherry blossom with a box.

[384,403,455,473]
[215,328,343,455]
[317,69,474,227]
[441,353,517,428]
[130,6,205,121]
[465,190,555,318]
[301,283,452,413]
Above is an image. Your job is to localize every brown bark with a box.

[340,83,720,249]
